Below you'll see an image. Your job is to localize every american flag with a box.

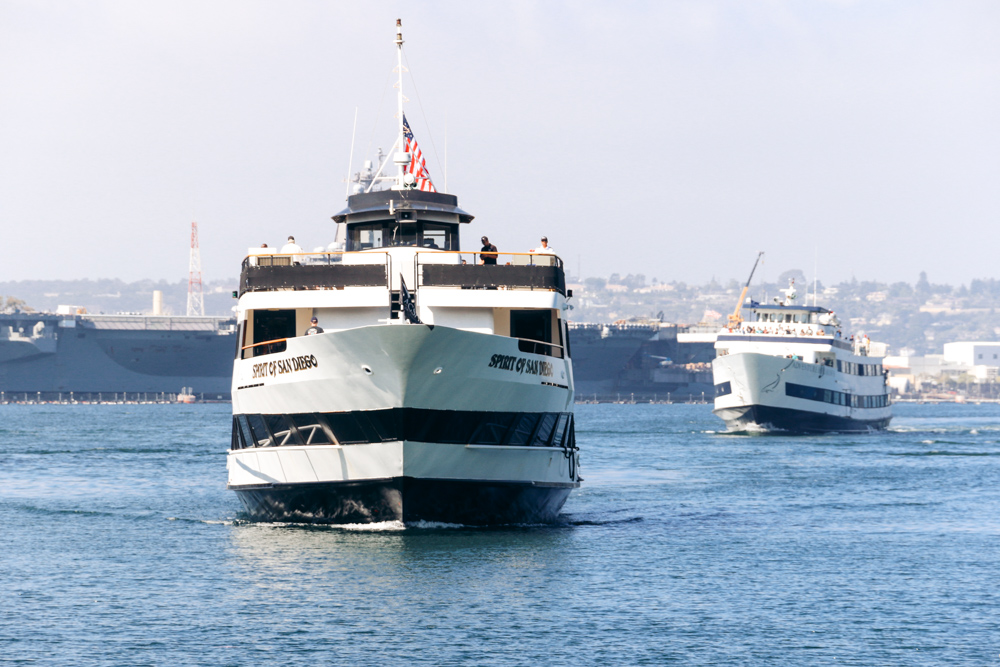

[402,114,436,192]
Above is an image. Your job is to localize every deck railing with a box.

[415,251,565,294]
[239,252,390,296]
[239,249,566,296]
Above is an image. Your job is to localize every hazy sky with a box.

[1,1,998,286]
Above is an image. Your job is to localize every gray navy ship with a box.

[570,321,717,400]
[0,309,712,402]
[0,308,236,400]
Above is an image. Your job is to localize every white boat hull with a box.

[712,352,891,433]
[228,324,578,523]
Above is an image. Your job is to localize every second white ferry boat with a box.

[712,259,891,433]
[226,20,579,524]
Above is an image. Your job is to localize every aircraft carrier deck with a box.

[0,310,236,400]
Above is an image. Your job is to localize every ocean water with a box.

[2,402,999,665]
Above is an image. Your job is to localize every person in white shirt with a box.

[280,235,304,255]
[532,236,555,254]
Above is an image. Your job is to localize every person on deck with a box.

[280,236,304,254]
[532,236,555,254]
[479,236,498,265]
[305,317,324,335]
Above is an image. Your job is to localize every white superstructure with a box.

[226,20,579,524]
[712,281,892,433]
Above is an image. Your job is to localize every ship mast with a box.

[392,18,409,189]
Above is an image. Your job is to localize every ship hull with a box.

[228,324,579,525]
[0,313,235,398]
[233,477,572,524]
[714,403,892,433]
[712,351,891,434]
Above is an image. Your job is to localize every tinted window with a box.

[532,413,558,447]
[510,310,551,343]
[349,223,385,250]
[290,413,334,445]
[325,412,370,444]
[421,224,452,250]
[265,414,302,446]
[251,310,295,357]
[471,412,516,445]
[246,414,273,447]
[506,413,540,446]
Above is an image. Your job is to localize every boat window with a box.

[506,413,540,446]
[551,414,570,447]
[532,413,558,447]
[324,412,370,444]
[510,310,552,344]
[236,410,575,448]
[421,223,451,250]
[387,223,418,247]
[289,413,334,445]
[349,223,385,250]
[245,414,273,447]
[531,412,559,447]
[231,417,245,450]
[265,415,303,446]
[250,310,295,357]
[359,410,401,442]
[470,413,516,445]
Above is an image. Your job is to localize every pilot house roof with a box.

[332,190,474,224]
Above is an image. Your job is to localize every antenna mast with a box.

[392,18,409,189]
[187,221,204,317]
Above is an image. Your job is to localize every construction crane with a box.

[727,251,764,327]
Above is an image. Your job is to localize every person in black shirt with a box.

[305,317,324,335]
[479,236,498,265]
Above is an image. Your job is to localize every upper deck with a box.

[239,249,566,297]
[716,303,878,357]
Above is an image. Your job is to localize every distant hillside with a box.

[5,271,999,356]
[0,278,237,317]
[566,271,1000,356]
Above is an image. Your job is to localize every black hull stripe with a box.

[715,404,891,433]
[232,477,574,525]
[232,408,576,451]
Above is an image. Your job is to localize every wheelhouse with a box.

[334,190,473,252]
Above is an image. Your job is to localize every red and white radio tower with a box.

[187,221,205,317]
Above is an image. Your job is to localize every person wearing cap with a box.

[479,236,498,265]
[532,236,555,254]
[305,317,324,335]
[280,235,304,255]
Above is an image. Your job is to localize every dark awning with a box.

[332,189,474,223]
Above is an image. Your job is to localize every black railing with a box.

[517,338,564,359]
[419,262,565,294]
[238,250,566,295]
[240,259,388,296]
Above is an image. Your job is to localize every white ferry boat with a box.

[226,20,579,524]
[712,273,891,433]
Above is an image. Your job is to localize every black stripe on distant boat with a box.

[715,404,890,433]
[230,409,576,451]
[785,382,890,409]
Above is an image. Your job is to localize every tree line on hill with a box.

[4,271,1000,356]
